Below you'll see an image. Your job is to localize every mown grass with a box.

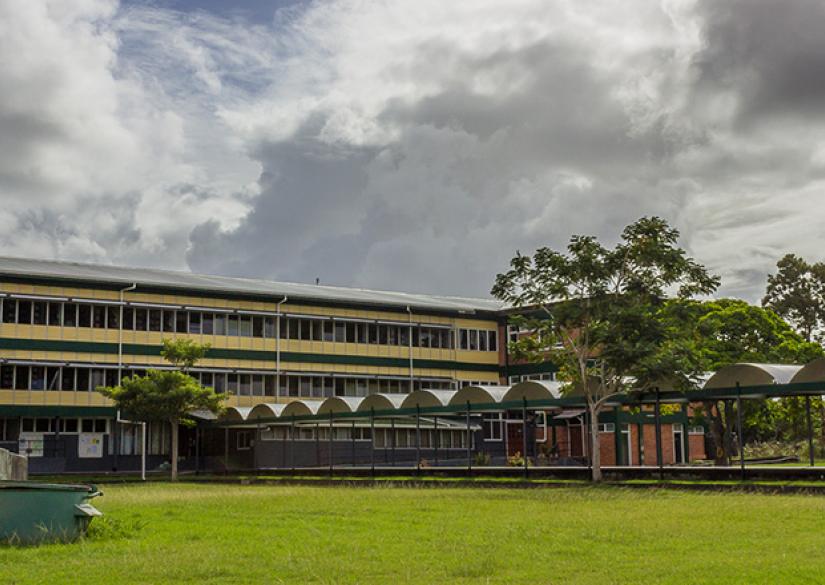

[2,482,825,584]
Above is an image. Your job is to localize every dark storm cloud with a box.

[694,0,825,126]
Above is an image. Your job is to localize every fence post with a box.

[370,407,375,477]
[522,397,529,479]
[290,416,296,473]
[351,420,356,469]
[654,388,663,480]
[416,404,421,474]
[329,411,334,476]
[466,401,472,473]
[434,415,439,466]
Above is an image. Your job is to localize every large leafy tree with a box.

[660,299,823,463]
[762,254,825,342]
[492,217,719,481]
[99,339,224,480]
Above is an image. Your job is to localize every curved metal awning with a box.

[790,358,825,384]
[448,385,509,406]
[703,363,803,391]
[317,396,364,415]
[281,399,324,418]
[401,389,456,408]
[356,393,408,413]
[503,380,563,402]
[247,403,287,420]
[223,406,252,422]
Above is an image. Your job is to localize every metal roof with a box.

[0,256,504,314]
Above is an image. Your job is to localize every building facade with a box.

[0,257,704,474]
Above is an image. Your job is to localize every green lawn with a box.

[2,483,825,584]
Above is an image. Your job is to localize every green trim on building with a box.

[0,337,500,373]
[505,361,558,377]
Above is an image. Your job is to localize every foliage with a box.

[160,338,211,372]
[492,217,718,480]
[743,440,806,461]
[98,370,225,426]
[473,451,491,466]
[762,253,825,342]
[506,451,529,467]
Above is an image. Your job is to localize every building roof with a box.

[0,256,504,314]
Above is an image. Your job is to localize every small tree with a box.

[492,217,718,481]
[99,340,223,480]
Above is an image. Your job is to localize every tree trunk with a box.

[170,419,179,481]
[589,402,602,482]
[704,401,729,466]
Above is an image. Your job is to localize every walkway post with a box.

[315,423,320,469]
[351,420,356,469]
[224,427,229,475]
[466,401,472,473]
[391,418,396,467]
[328,411,334,476]
[415,404,421,474]
[736,382,745,481]
[290,416,296,473]
[654,387,663,480]
[806,395,815,467]
[281,421,287,469]
[522,397,529,479]
[433,415,439,466]
[370,407,375,477]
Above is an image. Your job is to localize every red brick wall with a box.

[599,432,616,466]
[689,433,706,461]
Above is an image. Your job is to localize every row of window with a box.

[20,417,109,434]
[256,426,470,449]
[507,373,556,384]
[0,364,455,397]
[0,298,498,351]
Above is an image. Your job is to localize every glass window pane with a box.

[215,314,226,336]
[78,304,91,327]
[122,307,134,330]
[48,303,62,326]
[228,315,239,336]
[299,319,311,341]
[149,309,161,332]
[202,313,214,335]
[107,306,120,329]
[32,302,47,325]
[2,299,16,323]
[61,367,75,391]
[176,311,188,333]
[252,316,263,338]
[76,369,90,391]
[92,306,106,328]
[239,316,252,337]
[189,312,202,334]
[15,366,29,390]
[135,308,148,331]
[17,301,31,324]
[163,310,176,332]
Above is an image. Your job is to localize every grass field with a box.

[3,482,825,584]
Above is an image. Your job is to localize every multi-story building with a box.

[0,257,703,474]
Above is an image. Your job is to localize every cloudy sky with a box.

[2,0,824,301]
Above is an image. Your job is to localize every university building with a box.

[0,257,703,474]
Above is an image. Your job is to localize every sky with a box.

[2,0,824,301]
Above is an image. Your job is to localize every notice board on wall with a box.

[78,433,104,458]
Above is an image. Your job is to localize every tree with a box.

[99,340,224,480]
[762,254,825,342]
[492,217,719,481]
[658,298,823,464]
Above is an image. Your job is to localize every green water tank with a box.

[0,482,102,545]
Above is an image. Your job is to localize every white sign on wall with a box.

[78,433,104,458]
[19,433,44,457]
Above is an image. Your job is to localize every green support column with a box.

[613,406,622,466]
[681,405,691,463]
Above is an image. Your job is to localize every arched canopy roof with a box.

[281,399,324,418]
[318,396,364,414]
[790,358,825,384]
[223,406,252,422]
[504,380,563,402]
[356,393,407,413]
[401,389,456,408]
[248,403,286,420]
[448,385,508,406]
[703,363,803,390]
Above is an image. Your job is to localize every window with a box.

[237,430,252,450]
[287,318,298,340]
[17,300,31,324]
[0,366,12,389]
[61,368,76,391]
[163,310,176,332]
[176,311,188,333]
[597,423,616,433]
[483,413,504,441]
[48,303,62,326]
[189,312,202,334]
[92,305,106,328]
[479,330,488,351]
[81,418,108,434]
[252,316,263,338]
[469,330,479,351]
[688,426,705,435]
[32,302,47,325]
[334,321,346,343]
[215,314,226,336]
[2,299,16,323]
[202,313,214,334]
[148,309,161,332]
[108,306,120,329]
[299,319,312,341]
[61,418,79,433]
[135,308,148,331]
[263,317,275,338]
[460,329,468,350]
[15,366,29,390]
[489,330,497,351]
[76,369,90,392]
[239,315,252,337]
